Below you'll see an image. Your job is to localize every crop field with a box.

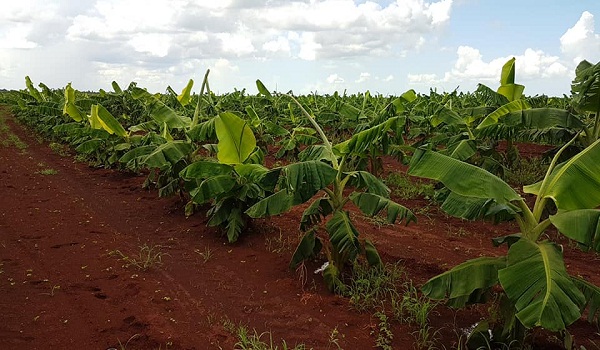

[0,58,599,349]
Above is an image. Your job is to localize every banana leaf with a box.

[349,192,415,224]
[290,230,322,269]
[524,138,600,211]
[327,211,361,265]
[215,112,256,164]
[498,239,585,331]
[177,79,194,106]
[571,276,600,324]
[408,149,521,204]
[550,209,600,252]
[422,256,506,307]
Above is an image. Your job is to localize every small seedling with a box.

[109,244,168,271]
[194,246,214,263]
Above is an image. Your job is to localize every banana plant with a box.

[571,60,600,147]
[408,135,600,343]
[246,94,415,292]
[179,112,275,243]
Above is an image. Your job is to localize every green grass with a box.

[0,113,28,151]
[49,142,71,156]
[346,262,405,312]
[36,162,58,175]
[220,318,310,350]
[504,157,549,187]
[385,172,435,200]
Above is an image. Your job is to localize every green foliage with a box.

[248,94,415,292]
[384,172,434,200]
[410,136,600,339]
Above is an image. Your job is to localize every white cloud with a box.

[297,32,322,61]
[326,74,345,84]
[128,33,171,57]
[218,32,255,56]
[262,36,291,55]
[356,72,372,83]
[560,11,600,63]
[0,25,38,49]
[408,46,569,88]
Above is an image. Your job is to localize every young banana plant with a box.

[408,134,600,343]
[246,94,416,292]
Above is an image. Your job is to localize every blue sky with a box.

[1,0,599,97]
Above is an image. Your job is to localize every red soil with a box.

[1,110,598,349]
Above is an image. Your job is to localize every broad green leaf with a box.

[215,112,256,164]
[550,209,600,252]
[187,118,216,142]
[524,138,600,210]
[225,206,244,243]
[364,240,382,268]
[327,211,361,264]
[142,141,193,170]
[323,262,345,293]
[63,83,84,122]
[245,106,261,128]
[408,149,521,204]
[180,161,233,180]
[496,108,583,130]
[75,139,103,154]
[299,198,333,231]
[571,276,600,324]
[119,145,156,168]
[422,256,506,307]
[430,105,465,127]
[111,81,123,94]
[298,145,336,163]
[498,58,525,101]
[476,99,531,129]
[25,76,43,102]
[334,117,398,156]
[245,190,295,218]
[440,192,518,222]
[94,104,128,137]
[571,60,600,114]
[283,160,337,203]
[234,164,269,182]
[390,89,417,113]
[448,139,477,161]
[177,79,194,106]
[349,192,415,225]
[498,240,585,331]
[290,230,322,269]
[190,175,237,204]
[256,79,272,97]
[131,87,191,129]
[345,171,390,197]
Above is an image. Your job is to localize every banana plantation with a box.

[1,58,599,349]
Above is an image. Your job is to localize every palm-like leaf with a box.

[215,112,257,164]
[422,256,506,307]
[524,138,600,211]
[349,192,415,224]
[141,141,193,171]
[571,60,600,114]
[327,211,361,264]
[408,149,521,204]
[498,239,585,331]
[131,87,191,129]
[476,99,531,129]
[550,209,600,252]
[572,276,600,324]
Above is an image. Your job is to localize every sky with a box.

[1,0,600,97]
